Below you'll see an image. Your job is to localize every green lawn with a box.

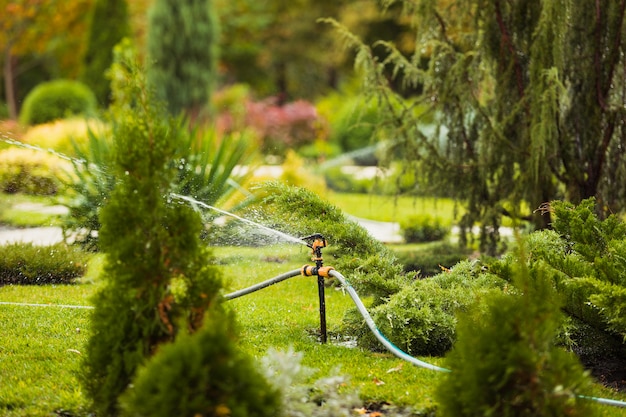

[324,192,461,224]
[1,245,626,416]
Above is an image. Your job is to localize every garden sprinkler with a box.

[300,234,334,344]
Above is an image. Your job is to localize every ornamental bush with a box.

[19,80,97,126]
[0,148,65,195]
[348,260,506,356]
[80,43,223,417]
[121,309,280,417]
[258,181,408,306]
[400,214,450,243]
[490,198,626,340]
[436,253,597,417]
[0,243,88,285]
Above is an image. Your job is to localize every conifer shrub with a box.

[436,252,597,417]
[147,0,219,116]
[80,43,223,417]
[258,182,489,354]
[347,260,506,356]
[19,80,97,126]
[0,148,64,195]
[489,198,626,339]
[121,308,280,417]
[0,243,88,285]
[258,181,408,305]
[80,0,130,104]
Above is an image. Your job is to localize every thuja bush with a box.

[436,252,597,417]
[80,43,224,416]
[121,308,280,417]
[0,243,88,285]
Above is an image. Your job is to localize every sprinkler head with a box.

[300,234,327,267]
[300,233,326,249]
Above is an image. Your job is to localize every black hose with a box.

[224,269,302,300]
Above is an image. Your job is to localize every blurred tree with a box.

[331,0,626,254]
[146,0,219,118]
[80,0,130,105]
[0,0,92,119]
[216,0,403,100]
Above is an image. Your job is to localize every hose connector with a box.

[301,264,335,277]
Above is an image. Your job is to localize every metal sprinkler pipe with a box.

[300,234,331,344]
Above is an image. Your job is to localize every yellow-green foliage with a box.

[279,150,326,194]
[0,148,68,195]
[22,118,108,158]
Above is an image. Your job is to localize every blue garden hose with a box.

[224,268,626,408]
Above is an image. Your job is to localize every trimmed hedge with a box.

[0,243,88,285]
[400,214,450,243]
[19,79,97,126]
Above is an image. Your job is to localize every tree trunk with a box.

[3,46,18,120]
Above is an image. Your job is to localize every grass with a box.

[0,306,90,416]
[1,245,626,416]
[324,192,461,224]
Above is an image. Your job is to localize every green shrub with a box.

[489,199,626,339]
[349,261,506,356]
[0,243,88,285]
[19,79,97,126]
[436,255,597,417]
[81,43,223,417]
[258,181,408,305]
[400,214,449,243]
[80,0,130,104]
[393,241,471,277]
[121,309,280,417]
[0,148,65,195]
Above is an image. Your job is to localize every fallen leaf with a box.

[386,364,403,373]
[372,377,385,386]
